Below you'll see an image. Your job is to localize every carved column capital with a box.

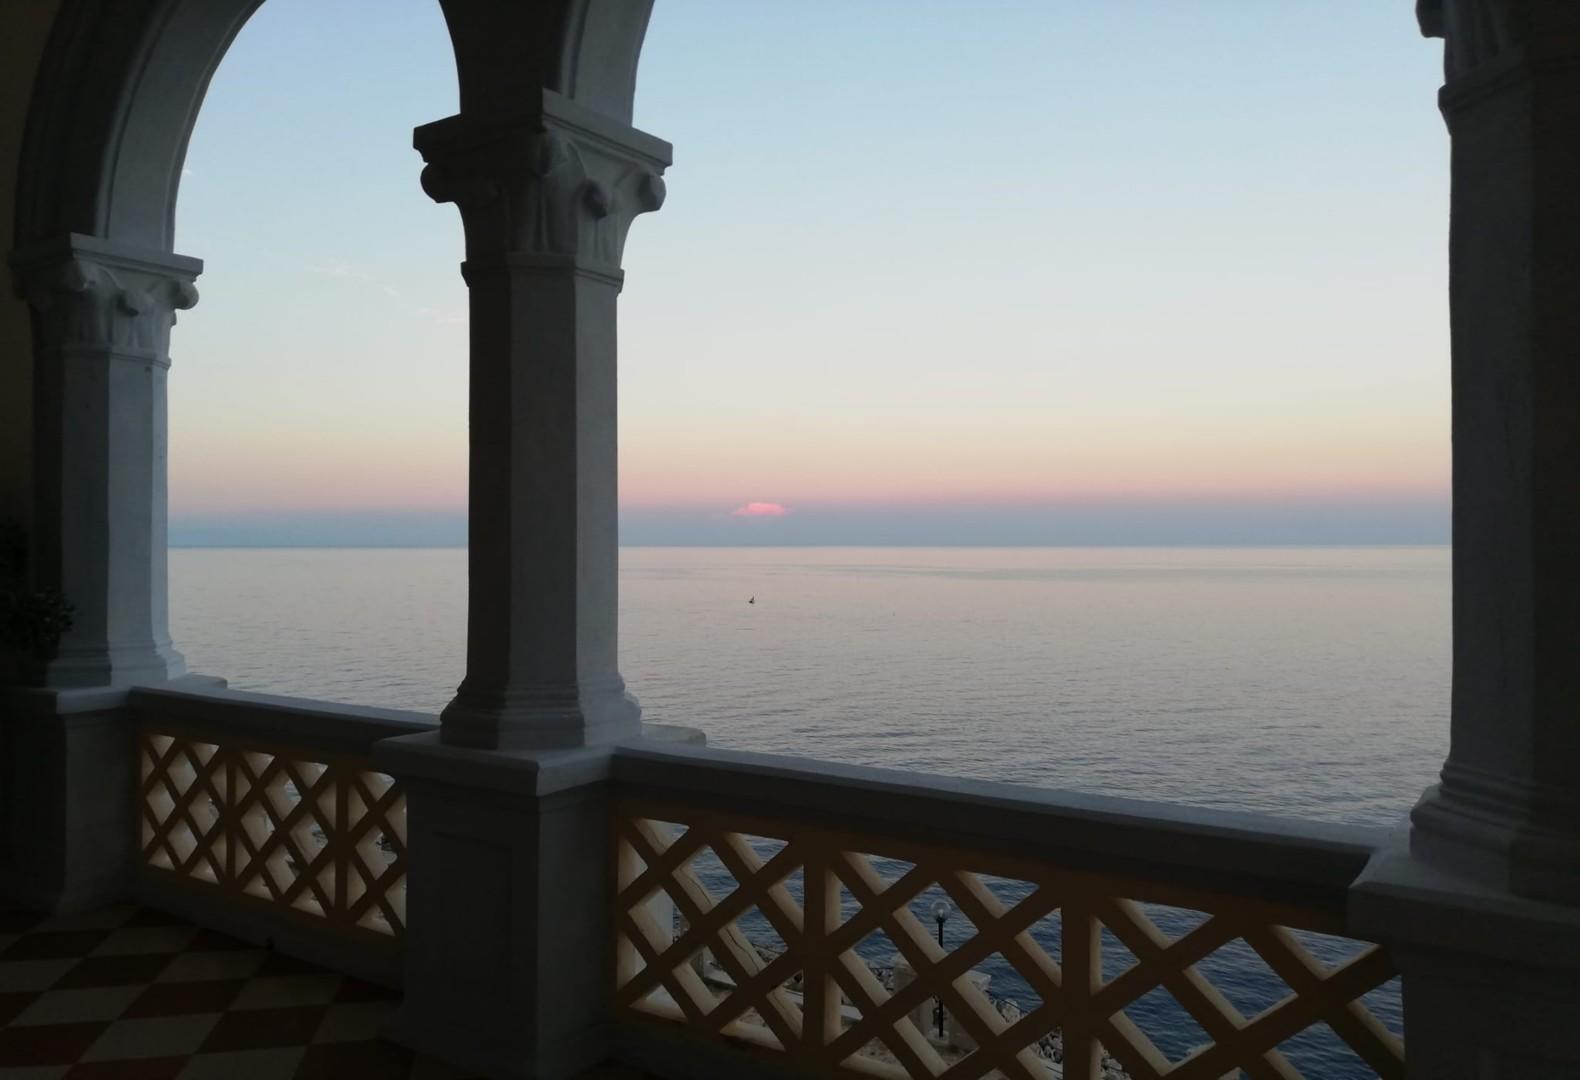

[6,234,199,688]
[414,91,670,271]
[1419,0,1580,82]
[11,234,202,362]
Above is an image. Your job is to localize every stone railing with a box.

[129,684,433,982]
[610,745,1402,1080]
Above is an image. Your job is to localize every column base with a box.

[1,689,133,911]
[376,726,701,1078]
[1351,838,1580,1078]
[1409,768,1580,904]
[374,731,631,1078]
[34,640,188,690]
[0,674,217,912]
[439,682,642,751]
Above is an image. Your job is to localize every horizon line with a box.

[168,540,1452,550]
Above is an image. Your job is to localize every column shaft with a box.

[1410,24,1580,904]
[416,94,668,750]
[447,256,631,747]
[9,234,198,688]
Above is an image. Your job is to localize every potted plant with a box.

[2,588,76,682]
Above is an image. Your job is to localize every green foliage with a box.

[2,589,76,658]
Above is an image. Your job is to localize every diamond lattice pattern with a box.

[140,730,407,937]
[614,802,1402,1080]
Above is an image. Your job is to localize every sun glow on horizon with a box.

[731,502,791,518]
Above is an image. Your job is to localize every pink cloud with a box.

[732,501,790,518]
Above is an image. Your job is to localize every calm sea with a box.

[171,545,1447,1074]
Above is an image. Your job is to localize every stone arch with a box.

[15,0,655,252]
[8,0,660,689]
[15,0,264,251]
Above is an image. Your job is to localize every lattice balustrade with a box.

[139,729,407,937]
[614,801,1403,1080]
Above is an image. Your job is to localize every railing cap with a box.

[131,684,437,757]
[613,743,1386,912]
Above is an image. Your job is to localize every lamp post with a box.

[931,900,951,1039]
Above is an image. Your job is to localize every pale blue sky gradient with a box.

[170,1,1450,546]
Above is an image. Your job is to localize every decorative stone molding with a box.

[1419,0,1580,80]
[11,235,201,361]
[1411,764,1580,902]
[415,91,670,271]
[1418,0,1520,78]
[6,233,200,689]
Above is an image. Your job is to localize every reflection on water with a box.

[173,545,1449,827]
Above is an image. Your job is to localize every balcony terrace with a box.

[6,682,1403,1078]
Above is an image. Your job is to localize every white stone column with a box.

[415,92,668,751]
[1406,0,1580,908]
[8,234,198,689]
[1354,5,1580,1076]
[379,92,672,1079]
[4,234,199,911]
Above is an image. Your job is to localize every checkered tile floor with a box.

[0,902,473,1079]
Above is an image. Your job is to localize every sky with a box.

[169,1,1451,546]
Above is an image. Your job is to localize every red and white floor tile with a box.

[0,902,472,1079]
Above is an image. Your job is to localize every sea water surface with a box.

[171,545,1449,1074]
[171,545,1449,824]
